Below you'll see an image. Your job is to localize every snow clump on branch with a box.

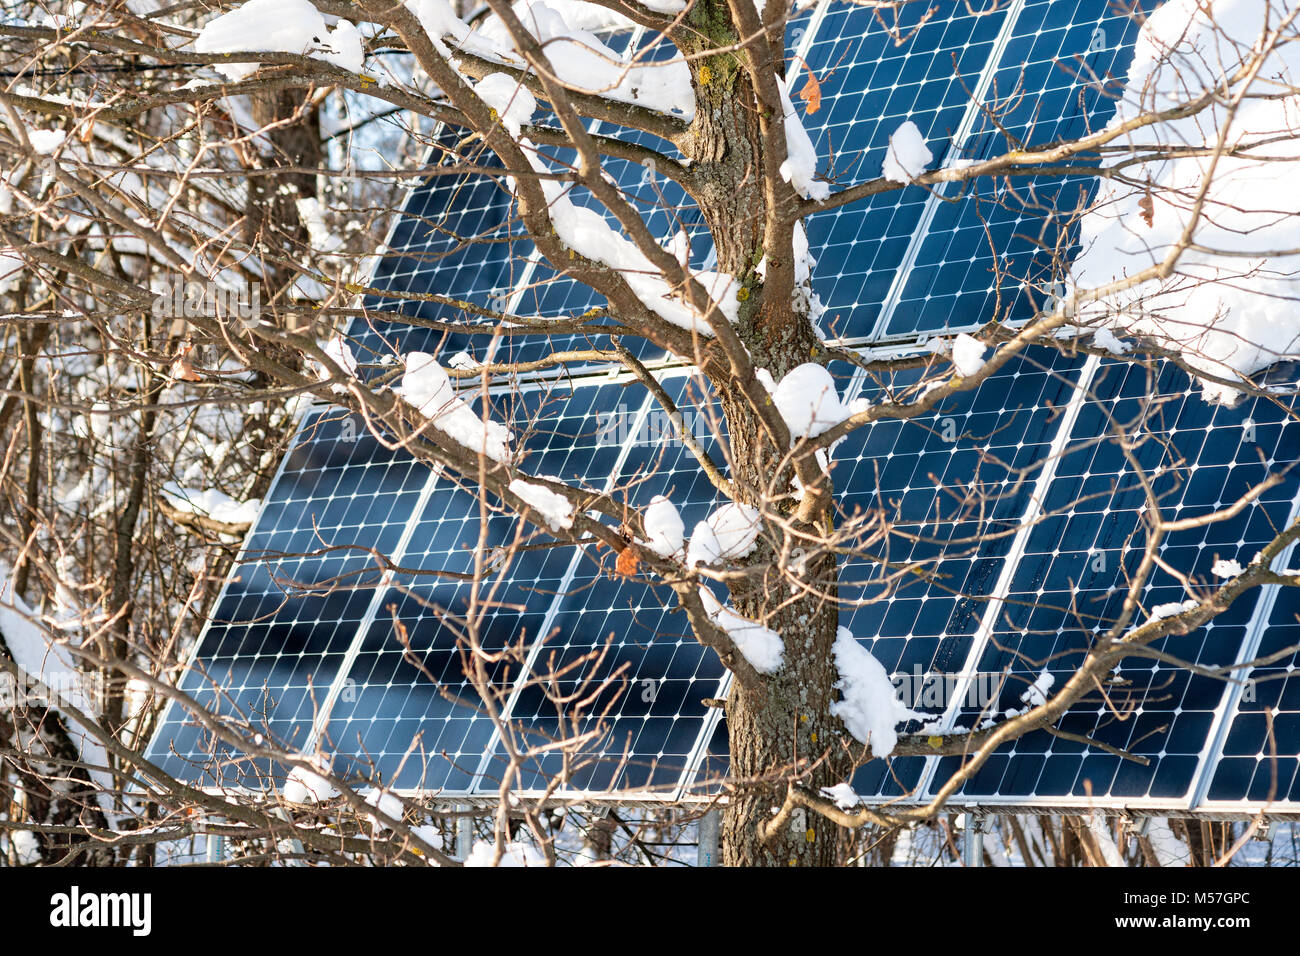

[1072,0,1300,403]
[194,0,364,81]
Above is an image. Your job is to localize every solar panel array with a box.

[146,0,1300,812]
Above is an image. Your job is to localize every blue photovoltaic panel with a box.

[834,346,1088,798]
[481,135,668,372]
[480,371,731,793]
[353,28,666,376]
[880,0,1143,339]
[1192,372,1300,808]
[1204,588,1300,805]
[145,409,432,787]
[801,0,1016,340]
[682,347,1089,797]
[488,26,711,370]
[797,0,1142,342]
[350,130,533,370]
[320,381,635,791]
[475,30,646,370]
[928,362,1300,805]
[363,19,821,374]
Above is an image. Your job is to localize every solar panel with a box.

[1202,584,1300,806]
[146,409,433,787]
[925,361,1300,807]
[477,370,732,795]
[683,344,1094,798]
[490,19,819,370]
[801,0,1143,344]
[800,0,1020,341]
[148,0,1300,815]
[318,380,635,792]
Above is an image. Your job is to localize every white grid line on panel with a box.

[913,351,1100,798]
[864,0,1028,344]
[1189,484,1300,811]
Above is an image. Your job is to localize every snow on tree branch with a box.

[1073,0,1300,402]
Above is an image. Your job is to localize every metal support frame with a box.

[961,810,987,868]
[204,817,225,864]
[455,805,475,860]
[697,810,720,867]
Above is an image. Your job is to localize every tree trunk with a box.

[678,4,849,864]
[244,88,322,292]
[721,565,846,866]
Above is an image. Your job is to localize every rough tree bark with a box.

[677,3,848,866]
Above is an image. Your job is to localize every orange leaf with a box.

[1138,190,1154,228]
[170,341,202,382]
[615,545,640,578]
[798,70,822,115]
